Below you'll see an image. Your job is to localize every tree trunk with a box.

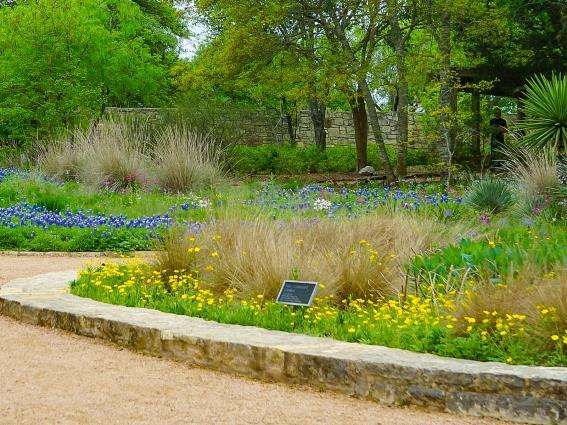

[308,98,326,151]
[396,79,409,177]
[359,79,396,181]
[471,89,481,163]
[349,87,368,170]
[449,86,458,155]
[285,113,295,143]
[390,3,409,177]
[328,24,395,180]
[436,11,453,174]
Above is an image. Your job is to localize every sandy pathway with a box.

[0,254,514,425]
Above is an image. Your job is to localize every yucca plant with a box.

[518,73,567,151]
[464,177,515,214]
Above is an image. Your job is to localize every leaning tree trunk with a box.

[330,24,395,180]
[308,98,326,151]
[359,79,396,181]
[395,50,409,177]
[396,80,409,177]
[349,87,369,170]
[280,97,296,143]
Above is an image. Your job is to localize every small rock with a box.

[358,166,376,175]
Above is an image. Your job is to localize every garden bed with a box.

[1,271,565,425]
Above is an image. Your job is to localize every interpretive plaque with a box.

[276,280,318,307]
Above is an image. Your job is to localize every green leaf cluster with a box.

[0,0,183,141]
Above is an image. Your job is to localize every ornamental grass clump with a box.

[38,119,153,190]
[501,146,564,212]
[155,214,462,302]
[454,265,567,356]
[83,121,150,191]
[37,138,85,182]
[152,126,224,193]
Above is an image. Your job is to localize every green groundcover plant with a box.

[410,224,567,290]
[0,226,153,252]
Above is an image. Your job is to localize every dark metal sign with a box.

[276,280,318,307]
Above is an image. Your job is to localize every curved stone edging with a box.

[1,271,566,424]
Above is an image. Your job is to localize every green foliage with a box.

[464,178,515,213]
[227,144,433,175]
[0,0,182,141]
[518,74,567,151]
[410,224,567,287]
[0,226,153,252]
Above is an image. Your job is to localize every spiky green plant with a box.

[464,178,515,214]
[518,73,567,151]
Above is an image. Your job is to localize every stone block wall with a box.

[295,110,423,146]
[103,107,426,148]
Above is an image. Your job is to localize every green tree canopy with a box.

[0,0,185,141]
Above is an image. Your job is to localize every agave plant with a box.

[518,73,567,151]
[464,177,515,214]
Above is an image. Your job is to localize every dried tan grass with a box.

[456,265,567,338]
[153,125,224,193]
[502,145,561,202]
[38,119,151,190]
[155,214,463,302]
[37,138,85,181]
[82,120,150,190]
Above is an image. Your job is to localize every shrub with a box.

[226,144,433,175]
[153,126,224,193]
[518,73,567,151]
[464,177,515,213]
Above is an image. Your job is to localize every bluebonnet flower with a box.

[245,182,462,216]
[0,203,183,230]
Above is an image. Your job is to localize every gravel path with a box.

[0,254,514,425]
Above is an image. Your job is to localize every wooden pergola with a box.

[455,64,531,159]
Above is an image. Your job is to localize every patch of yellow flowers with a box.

[76,260,567,366]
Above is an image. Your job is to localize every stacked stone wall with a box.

[104,107,426,148]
